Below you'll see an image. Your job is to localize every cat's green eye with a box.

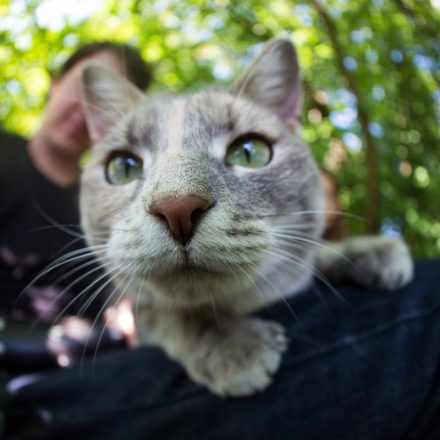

[226,137,272,169]
[105,152,143,185]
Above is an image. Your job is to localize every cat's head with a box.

[80,39,324,310]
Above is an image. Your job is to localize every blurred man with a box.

[0,42,150,329]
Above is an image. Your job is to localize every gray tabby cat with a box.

[79,39,413,397]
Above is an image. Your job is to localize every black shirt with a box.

[0,131,102,322]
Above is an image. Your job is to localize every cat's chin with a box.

[140,263,254,308]
[173,263,227,277]
[150,261,238,286]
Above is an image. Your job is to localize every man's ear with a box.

[80,63,144,144]
[232,39,302,131]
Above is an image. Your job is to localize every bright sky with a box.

[34,0,104,30]
[3,0,439,34]
[3,0,104,32]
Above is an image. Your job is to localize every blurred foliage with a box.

[0,0,439,256]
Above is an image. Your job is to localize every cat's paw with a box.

[343,236,414,290]
[187,318,288,397]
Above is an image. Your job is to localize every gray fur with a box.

[79,39,413,396]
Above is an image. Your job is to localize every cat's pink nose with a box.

[149,196,211,246]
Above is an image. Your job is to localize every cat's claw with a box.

[187,319,288,397]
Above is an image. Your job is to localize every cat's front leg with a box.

[316,236,414,290]
[136,306,288,397]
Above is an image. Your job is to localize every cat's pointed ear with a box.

[80,63,144,143]
[233,39,302,130]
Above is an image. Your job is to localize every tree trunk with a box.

[310,0,380,233]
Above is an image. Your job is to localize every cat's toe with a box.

[376,250,413,290]
[189,319,288,397]
[214,343,284,397]
[349,236,414,290]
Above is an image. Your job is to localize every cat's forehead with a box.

[110,90,286,155]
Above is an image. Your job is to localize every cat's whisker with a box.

[40,263,113,329]
[272,224,318,232]
[72,263,119,319]
[134,270,146,328]
[51,235,108,263]
[30,228,109,252]
[113,259,144,328]
[248,260,302,328]
[29,205,86,239]
[271,229,321,240]
[144,262,155,288]
[260,250,316,298]
[29,223,82,235]
[14,246,109,309]
[225,264,242,287]
[248,260,326,346]
[271,232,354,266]
[91,269,137,366]
[234,264,270,311]
[42,245,108,273]
[109,227,137,234]
[78,262,124,316]
[262,246,351,307]
[209,292,224,330]
[233,262,305,334]
[237,267,265,303]
[80,270,129,371]
[46,244,107,268]
[260,210,363,221]
[36,248,109,282]
[42,257,105,292]
[263,247,339,318]
[271,234,321,254]
[262,247,314,278]
[272,221,322,229]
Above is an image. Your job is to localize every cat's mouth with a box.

[149,250,231,280]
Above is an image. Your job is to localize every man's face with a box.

[41,50,126,158]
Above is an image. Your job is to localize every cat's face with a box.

[80,40,324,309]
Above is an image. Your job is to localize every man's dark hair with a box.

[57,41,152,91]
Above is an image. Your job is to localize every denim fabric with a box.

[3,259,440,440]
